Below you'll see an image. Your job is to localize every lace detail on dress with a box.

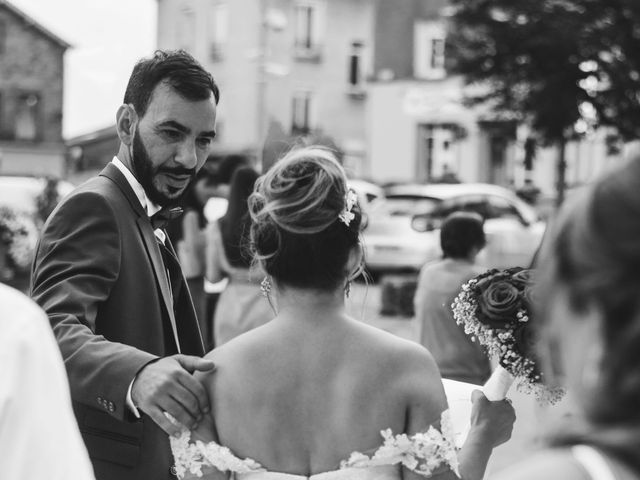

[170,430,266,478]
[169,410,459,479]
[340,411,460,477]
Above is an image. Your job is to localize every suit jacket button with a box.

[97,396,103,405]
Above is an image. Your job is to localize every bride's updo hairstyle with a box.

[248,146,362,291]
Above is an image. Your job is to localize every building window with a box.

[414,21,446,80]
[347,41,366,99]
[209,2,228,61]
[348,41,363,86]
[15,93,40,141]
[178,5,196,53]
[293,1,324,61]
[430,38,445,70]
[291,91,313,135]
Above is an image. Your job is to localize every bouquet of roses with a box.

[452,267,564,404]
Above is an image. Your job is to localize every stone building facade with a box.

[0,1,69,177]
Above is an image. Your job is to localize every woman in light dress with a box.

[169,170,212,343]
[493,156,640,480]
[172,147,515,480]
[207,167,275,346]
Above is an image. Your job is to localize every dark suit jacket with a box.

[31,163,205,480]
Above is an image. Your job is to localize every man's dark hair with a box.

[124,49,220,117]
[440,211,486,259]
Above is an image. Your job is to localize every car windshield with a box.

[0,177,75,214]
[0,181,41,213]
[383,195,441,217]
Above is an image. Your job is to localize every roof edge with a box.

[0,0,72,49]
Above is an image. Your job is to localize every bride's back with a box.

[204,311,444,476]
[195,147,447,476]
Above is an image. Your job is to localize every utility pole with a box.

[256,0,269,171]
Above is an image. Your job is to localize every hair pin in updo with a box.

[338,189,358,226]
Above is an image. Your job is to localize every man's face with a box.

[131,82,217,207]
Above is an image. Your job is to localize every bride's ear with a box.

[345,243,364,280]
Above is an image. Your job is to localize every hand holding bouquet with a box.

[452,267,564,404]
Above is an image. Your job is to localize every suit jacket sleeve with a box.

[31,190,157,422]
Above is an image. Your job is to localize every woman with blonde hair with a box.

[494,156,640,480]
[171,146,515,480]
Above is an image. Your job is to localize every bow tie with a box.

[150,207,183,230]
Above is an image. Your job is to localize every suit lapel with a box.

[100,163,179,348]
[136,218,178,337]
[100,163,146,218]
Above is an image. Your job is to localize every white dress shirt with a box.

[0,284,96,480]
[112,156,163,232]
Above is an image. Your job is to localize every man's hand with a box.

[131,355,215,436]
[468,389,516,448]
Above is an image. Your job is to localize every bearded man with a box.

[31,50,219,480]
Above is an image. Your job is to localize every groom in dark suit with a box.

[31,50,219,480]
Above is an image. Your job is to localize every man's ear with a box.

[116,104,137,146]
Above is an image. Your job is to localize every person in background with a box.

[0,283,95,480]
[206,166,275,346]
[203,153,251,222]
[166,169,214,343]
[493,156,640,480]
[201,153,252,344]
[414,211,492,385]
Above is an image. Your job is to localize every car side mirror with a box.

[411,214,438,233]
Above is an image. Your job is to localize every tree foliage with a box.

[447,0,640,144]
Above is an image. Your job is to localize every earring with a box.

[345,280,352,298]
[260,276,272,297]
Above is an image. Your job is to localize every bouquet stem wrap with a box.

[482,365,514,401]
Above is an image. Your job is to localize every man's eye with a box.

[197,137,212,148]
[163,130,181,140]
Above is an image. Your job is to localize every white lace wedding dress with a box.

[169,411,459,480]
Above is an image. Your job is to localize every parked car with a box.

[362,183,545,272]
[204,178,385,223]
[0,176,74,216]
[348,179,385,209]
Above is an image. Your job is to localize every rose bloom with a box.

[473,269,502,294]
[477,280,522,329]
[510,268,534,290]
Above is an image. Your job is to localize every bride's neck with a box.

[274,284,346,323]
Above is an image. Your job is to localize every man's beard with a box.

[131,128,196,207]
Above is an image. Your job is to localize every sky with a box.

[11,0,157,138]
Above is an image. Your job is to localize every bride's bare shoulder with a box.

[351,320,444,391]
[202,327,270,367]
